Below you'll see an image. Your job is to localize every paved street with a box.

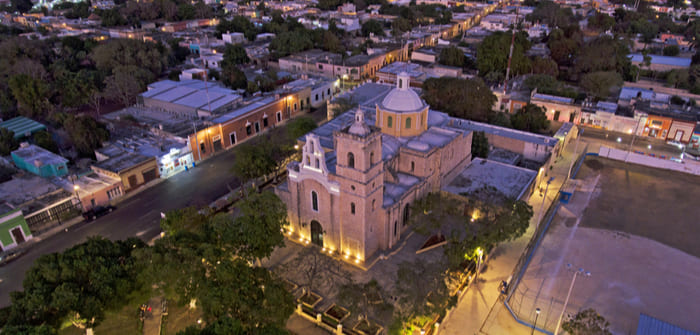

[0,149,241,307]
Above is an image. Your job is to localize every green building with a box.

[0,116,47,139]
[0,206,33,252]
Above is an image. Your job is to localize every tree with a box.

[269,31,313,58]
[61,114,110,157]
[526,0,576,28]
[329,97,358,118]
[8,74,51,119]
[587,12,614,32]
[573,36,632,80]
[510,104,550,133]
[32,131,58,153]
[197,259,294,326]
[221,65,248,90]
[562,309,612,335]
[0,128,19,155]
[391,17,412,36]
[547,28,582,67]
[422,77,497,122]
[177,316,288,335]
[361,19,385,37]
[231,142,277,186]
[10,0,33,13]
[394,259,452,317]
[161,206,209,236]
[280,247,351,294]
[337,279,393,322]
[472,131,489,159]
[7,237,146,330]
[579,71,622,100]
[211,191,287,263]
[103,66,151,107]
[530,57,559,77]
[439,46,465,68]
[222,44,250,67]
[477,31,531,82]
[286,116,317,142]
[663,45,680,56]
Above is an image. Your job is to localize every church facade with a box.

[275,73,474,263]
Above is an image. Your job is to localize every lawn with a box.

[576,156,700,257]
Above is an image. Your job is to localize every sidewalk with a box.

[142,297,164,335]
[439,136,580,335]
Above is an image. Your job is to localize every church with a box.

[275,73,476,264]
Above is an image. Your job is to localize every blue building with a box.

[11,144,69,178]
[0,116,47,139]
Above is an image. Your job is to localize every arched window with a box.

[394,221,397,236]
[306,156,311,166]
[347,152,355,168]
[311,191,318,211]
[370,152,374,165]
[350,203,355,215]
[315,158,320,169]
[372,199,376,211]
[405,117,411,129]
[399,79,403,89]
[410,161,415,172]
[387,115,393,128]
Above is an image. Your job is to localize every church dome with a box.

[380,72,426,112]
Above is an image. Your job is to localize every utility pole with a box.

[554,265,591,335]
[503,4,520,95]
[625,114,644,162]
[193,122,201,162]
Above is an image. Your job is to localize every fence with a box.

[597,146,700,176]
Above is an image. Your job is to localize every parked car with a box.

[0,249,26,267]
[82,206,115,221]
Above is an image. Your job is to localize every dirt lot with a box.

[577,157,700,258]
[508,157,700,335]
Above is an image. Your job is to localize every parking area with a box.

[508,157,700,334]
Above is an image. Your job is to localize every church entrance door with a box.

[310,220,324,247]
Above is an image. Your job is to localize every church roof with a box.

[380,88,425,112]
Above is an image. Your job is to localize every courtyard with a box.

[508,156,700,334]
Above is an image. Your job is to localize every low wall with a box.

[597,146,700,176]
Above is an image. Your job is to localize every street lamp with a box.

[537,177,554,225]
[73,185,82,211]
[553,264,591,335]
[531,307,541,335]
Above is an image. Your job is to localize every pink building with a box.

[276,73,473,263]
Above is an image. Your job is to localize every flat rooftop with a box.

[447,118,558,147]
[12,144,68,166]
[443,158,537,200]
[93,152,154,174]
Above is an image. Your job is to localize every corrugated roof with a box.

[211,97,276,124]
[636,314,699,335]
[629,54,691,67]
[0,117,47,139]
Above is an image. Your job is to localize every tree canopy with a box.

[477,31,531,83]
[510,104,550,134]
[7,237,147,330]
[422,77,497,122]
[562,309,612,335]
[439,46,466,68]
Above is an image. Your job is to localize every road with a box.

[0,149,241,307]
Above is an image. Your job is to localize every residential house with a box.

[11,144,68,178]
[0,206,33,252]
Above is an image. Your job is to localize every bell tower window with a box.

[311,191,318,211]
[370,152,374,166]
[347,152,355,168]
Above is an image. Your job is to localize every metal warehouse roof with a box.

[629,54,692,67]
[0,117,47,139]
[636,314,699,335]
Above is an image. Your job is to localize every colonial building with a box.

[275,73,474,263]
